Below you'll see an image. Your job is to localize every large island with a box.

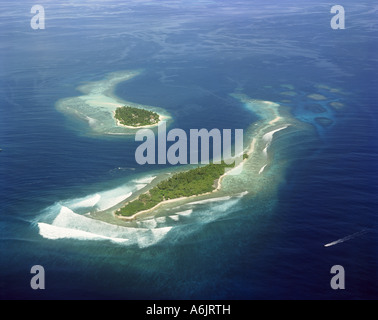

[116,160,245,218]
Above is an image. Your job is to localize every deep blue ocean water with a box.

[0,0,377,299]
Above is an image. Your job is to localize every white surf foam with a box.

[263,145,269,157]
[263,126,289,143]
[156,217,167,224]
[38,223,129,244]
[237,191,249,197]
[186,198,243,228]
[262,126,289,157]
[177,209,193,217]
[52,206,130,236]
[63,183,134,212]
[188,196,232,206]
[137,219,158,229]
[134,176,156,184]
[259,164,268,175]
[38,206,171,248]
[68,194,101,210]
[169,215,180,222]
[137,227,172,248]
[96,192,133,211]
[86,116,98,127]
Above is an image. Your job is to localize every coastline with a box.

[116,157,248,221]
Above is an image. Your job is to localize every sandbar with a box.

[56,70,171,136]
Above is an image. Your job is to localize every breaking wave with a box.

[36,186,246,248]
[133,176,156,184]
[37,206,172,248]
[67,194,101,210]
[262,126,290,157]
[38,223,130,244]
[62,177,155,213]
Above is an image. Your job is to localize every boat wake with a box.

[324,230,369,248]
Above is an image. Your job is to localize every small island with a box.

[116,159,246,218]
[115,106,160,128]
[56,71,171,135]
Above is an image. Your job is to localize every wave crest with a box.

[37,206,172,248]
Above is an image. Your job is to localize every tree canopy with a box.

[115,106,160,127]
[117,161,236,217]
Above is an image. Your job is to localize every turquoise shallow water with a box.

[0,0,377,299]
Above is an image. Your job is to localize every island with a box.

[117,160,239,218]
[55,70,170,135]
[115,106,160,128]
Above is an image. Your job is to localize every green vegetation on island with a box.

[115,106,160,127]
[117,160,241,217]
